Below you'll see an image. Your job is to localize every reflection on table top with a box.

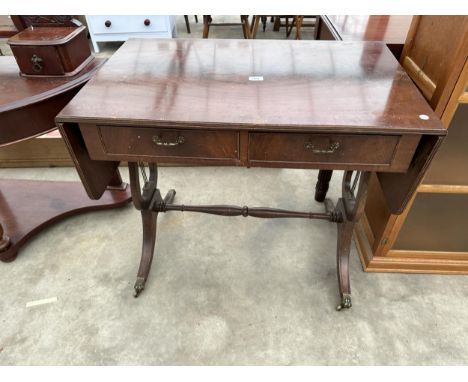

[57,38,443,135]
[0,56,104,113]
[323,15,413,44]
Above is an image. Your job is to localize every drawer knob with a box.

[105,20,112,27]
[144,19,151,26]
[31,54,43,72]
[152,135,185,147]
[305,141,340,154]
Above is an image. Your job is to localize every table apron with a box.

[78,123,421,173]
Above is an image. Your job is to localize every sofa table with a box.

[0,56,131,262]
[56,39,446,310]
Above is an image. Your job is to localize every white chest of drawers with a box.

[86,15,176,53]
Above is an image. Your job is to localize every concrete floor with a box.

[1,166,468,365]
[1,16,468,366]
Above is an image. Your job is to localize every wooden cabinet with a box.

[355,16,468,273]
[85,15,176,53]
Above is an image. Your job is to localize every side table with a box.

[0,56,131,262]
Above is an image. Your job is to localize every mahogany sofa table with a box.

[56,39,446,310]
[0,56,131,262]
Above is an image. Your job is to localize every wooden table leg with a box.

[335,171,371,311]
[315,170,333,202]
[129,162,176,297]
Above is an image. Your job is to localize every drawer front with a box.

[249,133,401,169]
[93,125,239,162]
[88,16,168,35]
[10,45,64,75]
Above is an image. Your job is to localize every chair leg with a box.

[295,16,304,40]
[184,15,191,34]
[241,15,251,39]
[202,15,210,38]
[195,15,198,23]
[273,16,281,31]
[252,16,261,39]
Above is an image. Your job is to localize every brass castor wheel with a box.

[133,277,146,298]
[336,294,352,311]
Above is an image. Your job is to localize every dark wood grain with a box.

[56,39,443,135]
[92,125,240,162]
[0,179,130,262]
[55,38,447,307]
[0,56,103,124]
[10,15,80,31]
[0,57,104,147]
[8,26,92,77]
[0,56,131,261]
[248,132,407,171]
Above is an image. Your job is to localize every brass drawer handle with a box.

[152,135,185,147]
[31,54,43,72]
[305,141,340,154]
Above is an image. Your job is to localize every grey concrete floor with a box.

[1,15,468,366]
[1,166,468,365]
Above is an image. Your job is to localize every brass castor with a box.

[133,277,146,298]
[336,294,352,311]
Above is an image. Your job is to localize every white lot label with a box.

[26,297,58,308]
[249,76,264,81]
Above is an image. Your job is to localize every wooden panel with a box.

[0,135,73,168]
[377,134,444,214]
[423,103,468,186]
[249,132,400,170]
[393,193,468,253]
[58,122,120,200]
[355,214,468,274]
[400,16,468,116]
[80,124,240,165]
[9,45,65,75]
[362,174,393,249]
[56,39,444,136]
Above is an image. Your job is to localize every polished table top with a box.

[0,56,102,113]
[57,38,443,135]
[0,56,104,146]
[323,15,413,44]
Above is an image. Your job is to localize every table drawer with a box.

[86,125,239,163]
[249,133,403,170]
[88,16,168,35]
